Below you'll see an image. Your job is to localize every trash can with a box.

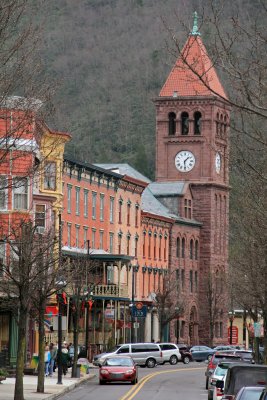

[76,364,81,378]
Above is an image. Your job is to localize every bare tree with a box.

[0,221,66,399]
[155,271,184,342]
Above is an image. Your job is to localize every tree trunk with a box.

[37,304,45,393]
[72,299,81,378]
[14,306,27,400]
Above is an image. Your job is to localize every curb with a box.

[45,373,96,400]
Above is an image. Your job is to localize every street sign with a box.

[133,322,139,328]
[228,326,238,345]
[132,305,147,318]
[254,322,261,337]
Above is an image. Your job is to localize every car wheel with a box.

[207,354,213,361]
[169,355,178,365]
[131,378,137,385]
[205,376,209,390]
[183,356,190,364]
[99,379,105,385]
[146,358,156,368]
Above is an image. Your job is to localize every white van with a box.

[93,343,163,368]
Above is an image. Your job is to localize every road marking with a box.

[119,367,205,400]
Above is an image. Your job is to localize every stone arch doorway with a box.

[189,306,199,345]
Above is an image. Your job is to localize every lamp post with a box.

[175,307,180,344]
[229,311,235,345]
[85,240,90,358]
[56,279,66,385]
[130,264,135,343]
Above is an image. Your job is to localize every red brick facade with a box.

[154,33,230,345]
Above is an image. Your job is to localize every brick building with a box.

[154,17,230,344]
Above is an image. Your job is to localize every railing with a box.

[92,284,129,299]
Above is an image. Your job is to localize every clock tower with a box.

[155,13,231,344]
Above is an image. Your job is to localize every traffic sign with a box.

[132,305,147,318]
[228,326,238,345]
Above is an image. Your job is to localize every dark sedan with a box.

[177,344,193,364]
[190,345,216,361]
[99,356,138,385]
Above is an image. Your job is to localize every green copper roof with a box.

[191,11,201,36]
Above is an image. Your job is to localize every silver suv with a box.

[159,343,182,365]
[93,343,163,368]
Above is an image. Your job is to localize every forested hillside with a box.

[37,0,259,179]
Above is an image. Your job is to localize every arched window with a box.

[216,112,219,135]
[194,111,202,134]
[224,115,227,135]
[176,237,180,258]
[190,239,194,259]
[195,240,199,260]
[181,238,185,258]
[220,114,223,136]
[181,112,189,135]
[168,112,176,135]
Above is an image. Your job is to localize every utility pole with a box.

[57,213,63,385]
[130,265,135,343]
[85,240,90,358]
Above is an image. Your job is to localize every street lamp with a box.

[175,306,180,344]
[130,263,138,343]
[229,311,235,345]
[56,278,66,385]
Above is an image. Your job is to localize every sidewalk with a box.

[0,367,97,400]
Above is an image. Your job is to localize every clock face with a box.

[215,152,221,174]
[175,150,195,172]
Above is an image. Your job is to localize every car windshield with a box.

[104,358,133,367]
[214,364,230,377]
[107,345,121,353]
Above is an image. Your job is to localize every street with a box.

[59,363,206,400]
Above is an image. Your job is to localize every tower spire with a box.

[191,11,201,36]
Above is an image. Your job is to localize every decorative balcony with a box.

[92,284,129,300]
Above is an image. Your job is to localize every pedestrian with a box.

[44,345,51,377]
[60,343,70,375]
[49,343,57,377]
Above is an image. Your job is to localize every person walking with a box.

[44,345,51,377]
[61,343,70,375]
[49,343,57,377]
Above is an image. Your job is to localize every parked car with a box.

[177,344,193,364]
[190,346,216,362]
[207,362,240,400]
[235,386,267,400]
[93,343,163,368]
[99,355,138,385]
[232,350,255,364]
[158,343,182,365]
[213,346,234,352]
[215,363,267,400]
[205,352,243,391]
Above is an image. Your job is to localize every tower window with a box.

[168,112,176,135]
[181,112,189,135]
[181,238,185,258]
[176,237,180,258]
[194,111,202,134]
[190,239,194,259]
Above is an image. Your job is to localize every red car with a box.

[99,355,138,385]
